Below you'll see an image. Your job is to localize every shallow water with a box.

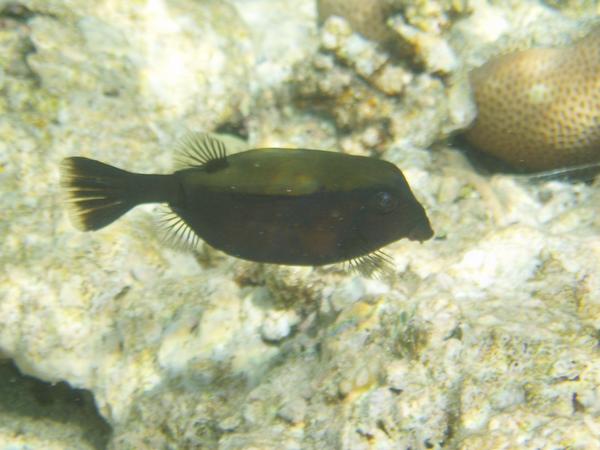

[1,1,599,449]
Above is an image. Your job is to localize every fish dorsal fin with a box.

[174,132,229,172]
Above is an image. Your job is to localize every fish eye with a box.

[374,191,396,213]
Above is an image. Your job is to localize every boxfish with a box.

[60,134,433,274]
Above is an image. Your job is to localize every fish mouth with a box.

[407,220,434,242]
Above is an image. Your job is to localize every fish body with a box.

[61,134,433,270]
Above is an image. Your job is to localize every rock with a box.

[277,397,307,424]
[317,0,400,49]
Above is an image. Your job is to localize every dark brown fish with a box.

[60,134,433,273]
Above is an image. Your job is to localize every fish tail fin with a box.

[60,157,139,231]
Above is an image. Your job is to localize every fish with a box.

[60,133,433,274]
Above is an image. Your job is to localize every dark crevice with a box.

[0,2,35,21]
[0,358,112,449]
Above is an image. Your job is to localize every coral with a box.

[317,0,469,51]
[389,14,459,74]
[291,14,467,159]
[465,26,600,170]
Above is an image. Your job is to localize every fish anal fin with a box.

[174,132,229,173]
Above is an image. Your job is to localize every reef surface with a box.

[1,0,599,449]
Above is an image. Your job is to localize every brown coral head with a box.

[465,27,600,171]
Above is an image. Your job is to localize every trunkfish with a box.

[60,133,433,274]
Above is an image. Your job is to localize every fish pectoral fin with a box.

[157,206,201,252]
[173,132,229,173]
[345,249,394,278]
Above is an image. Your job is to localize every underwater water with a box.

[1,0,599,449]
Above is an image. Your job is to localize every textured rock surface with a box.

[1,0,600,449]
[317,0,400,48]
[317,0,469,51]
